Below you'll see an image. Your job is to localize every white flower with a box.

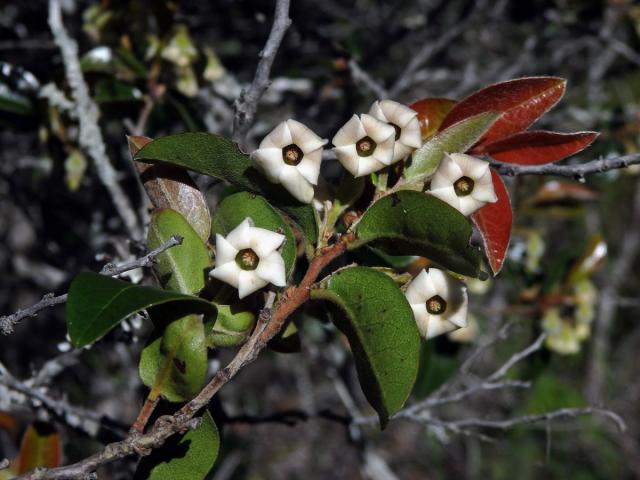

[332,114,396,177]
[251,119,328,204]
[428,153,498,216]
[368,100,422,162]
[210,218,286,299]
[404,268,468,339]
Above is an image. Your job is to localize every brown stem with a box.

[130,395,160,434]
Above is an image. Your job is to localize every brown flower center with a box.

[389,122,401,140]
[453,176,474,197]
[356,136,376,157]
[426,295,447,315]
[235,248,259,270]
[282,144,304,166]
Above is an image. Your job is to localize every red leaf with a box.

[471,169,512,275]
[478,130,598,164]
[409,97,457,140]
[439,77,566,146]
[16,423,62,474]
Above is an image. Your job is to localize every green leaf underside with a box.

[205,304,255,348]
[134,133,318,243]
[66,272,214,347]
[211,191,297,277]
[147,209,211,295]
[139,311,208,402]
[404,111,501,180]
[352,191,483,278]
[134,411,219,480]
[310,267,420,427]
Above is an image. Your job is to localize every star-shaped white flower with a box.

[368,100,422,163]
[332,114,396,177]
[404,268,468,339]
[210,218,286,299]
[428,153,498,216]
[251,119,328,204]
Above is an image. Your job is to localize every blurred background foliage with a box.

[1,0,639,478]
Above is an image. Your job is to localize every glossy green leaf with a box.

[351,191,483,278]
[211,191,297,277]
[66,272,214,347]
[139,311,208,402]
[134,133,318,243]
[0,84,33,116]
[134,411,219,480]
[205,304,255,348]
[311,267,420,427]
[148,209,211,295]
[93,78,143,104]
[404,112,501,180]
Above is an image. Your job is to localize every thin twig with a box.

[48,0,140,238]
[231,0,292,147]
[348,59,388,99]
[0,235,183,335]
[15,237,350,479]
[490,153,640,179]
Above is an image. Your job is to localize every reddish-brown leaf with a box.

[477,130,598,164]
[439,77,566,146]
[127,135,212,243]
[0,412,18,435]
[409,97,457,140]
[16,423,62,474]
[471,169,512,275]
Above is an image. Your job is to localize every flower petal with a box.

[356,156,386,177]
[368,100,388,122]
[427,268,450,299]
[429,187,461,212]
[252,147,284,183]
[390,142,413,163]
[431,154,464,188]
[333,144,361,177]
[449,153,489,179]
[210,261,241,288]
[457,195,483,216]
[379,100,418,128]
[399,117,422,149]
[410,303,430,338]
[296,147,322,185]
[447,290,469,328]
[287,119,327,153]
[424,317,458,339]
[225,218,254,249]
[279,165,314,203]
[372,134,396,166]
[333,115,366,146]
[256,251,286,286]
[238,271,268,299]
[259,121,292,149]
[405,269,437,304]
[249,227,285,257]
[361,113,395,144]
[215,234,238,265]
[471,181,498,203]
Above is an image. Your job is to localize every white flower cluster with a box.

[251,100,497,217]
[251,100,421,201]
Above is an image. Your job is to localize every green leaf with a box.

[351,191,483,278]
[147,209,211,295]
[139,311,208,402]
[404,112,501,180]
[205,304,255,348]
[0,84,33,116]
[66,273,214,347]
[134,133,318,243]
[310,267,420,427]
[211,191,297,277]
[134,411,219,480]
[93,78,143,104]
